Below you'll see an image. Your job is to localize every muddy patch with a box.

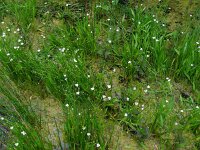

[23,90,65,148]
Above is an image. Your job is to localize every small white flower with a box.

[73,59,77,62]
[107,85,111,89]
[7,28,11,32]
[133,87,136,90]
[10,126,14,130]
[166,100,169,103]
[6,53,10,56]
[87,75,90,78]
[10,58,13,62]
[87,133,91,136]
[113,68,116,72]
[96,143,100,148]
[17,28,20,32]
[91,87,94,91]
[1,21,4,24]
[135,102,139,106]
[144,89,148,93]
[196,106,199,109]
[196,42,199,45]
[15,143,19,147]
[140,48,143,51]
[65,104,69,107]
[152,37,156,39]
[82,126,86,130]
[76,91,80,95]
[124,113,128,117]
[147,85,150,89]
[88,24,90,27]
[64,74,67,77]
[37,49,41,52]
[191,64,194,67]
[108,40,112,43]
[162,24,165,27]
[180,110,184,113]
[1,117,4,120]
[102,95,106,99]
[175,122,178,126]
[128,61,132,64]
[21,131,26,136]
[126,97,129,101]
[107,18,110,21]
[156,39,159,42]
[75,83,79,87]
[86,13,89,16]
[107,97,111,100]
[146,55,150,58]
[116,28,120,32]
[189,14,192,17]
[138,21,141,25]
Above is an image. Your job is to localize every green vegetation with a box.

[0,0,199,149]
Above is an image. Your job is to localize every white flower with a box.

[64,74,67,77]
[10,126,14,130]
[152,37,156,39]
[124,113,128,117]
[180,110,184,113]
[96,143,100,148]
[196,106,199,109]
[135,102,139,106]
[91,87,94,91]
[17,28,20,32]
[128,61,132,64]
[107,85,111,89]
[15,143,19,146]
[21,131,26,136]
[190,14,192,17]
[37,49,41,52]
[107,18,110,21]
[140,48,143,51]
[73,59,77,63]
[82,126,86,130]
[126,97,129,101]
[196,42,199,45]
[6,53,10,56]
[166,100,169,103]
[191,64,194,67]
[75,83,79,87]
[146,55,150,58]
[147,85,150,89]
[107,97,111,100]
[87,75,90,78]
[116,28,120,32]
[156,39,159,42]
[1,117,4,120]
[175,122,178,126]
[87,133,91,136]
[65,104,69,107]
[133,87,136,90]
[76,91,80,95]
[144,89,148,93]
[108,40,112,43]
[102,95,106,99]
[88,24,90,27]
